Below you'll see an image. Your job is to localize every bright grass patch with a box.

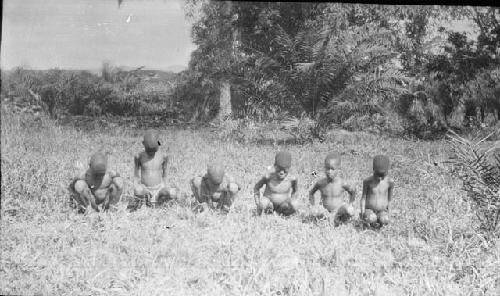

[1,109,499,296]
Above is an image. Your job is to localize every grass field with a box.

[1,108,499,296]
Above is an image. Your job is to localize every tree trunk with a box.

[215,80,232,121]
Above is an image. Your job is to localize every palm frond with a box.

[447,129,500,234]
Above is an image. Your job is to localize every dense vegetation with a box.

[1,3,498,140]
[175,3,500,138]
[1,66,182,119]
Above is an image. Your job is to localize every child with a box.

[309,152,356,224]
[128,130,178,211]
[69,152,123,213]
[360,155,394,226]
[254,151,300,216]
[190,163,240,212]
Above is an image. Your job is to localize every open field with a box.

[1,109,499,296]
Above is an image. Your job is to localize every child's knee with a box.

[109,184,122,202]
[73,180,89,194]
[134,184,146,196]
[191,177,202,190]
[166,187,178,199]
[290,200,300,211]
[258,197,272,211]
[364,210,377,223]
[311,206,326,217]
[345,204,355,216]
[113,177,124,190]
[378,211,390,225]
[228,183,239,194]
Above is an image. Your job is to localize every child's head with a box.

[207,163,225,187]
[89,152,107,177]
[324,152,341,180]
[373,155,390,180]
[274,151,292,180]
[143,130,161,155]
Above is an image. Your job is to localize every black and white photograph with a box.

[1,1,499,295]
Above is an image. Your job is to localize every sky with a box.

[1,0,196,72]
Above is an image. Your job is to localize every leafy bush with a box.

[447,130,500,239]
[1,66,180,118]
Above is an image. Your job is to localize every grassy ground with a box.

[1,109,499,296]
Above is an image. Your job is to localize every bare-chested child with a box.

[190,163,240,212]
[360,155,394,227]
[69,152,123,213]
[128,130,178,211]
[254,151,300,216]
[309,152,356,224]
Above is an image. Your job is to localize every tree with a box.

[184,0,241,122]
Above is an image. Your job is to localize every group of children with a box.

[69,130,394,227]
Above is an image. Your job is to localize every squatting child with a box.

[254,151,300,216]
[360,155,394,227]
[309,152,356,224]
[69,152,123,213]
[190,163,240,212]
[128,130,178,211]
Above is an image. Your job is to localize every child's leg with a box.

[72,179,99,212]
[377,210,390,225]
[257,196,273,215]
[68,180,82,211]
[218,185,239,212]
[362,209,378,224]
[190,177,205,203]
[109,177,124,205]
[275,201,297,216]
[311,206,328,218]
[128,183,149,211]
[157,185,179,205]
[103,183,123,210]
[334,204,354,223]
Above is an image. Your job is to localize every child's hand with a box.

[310,205,324,217]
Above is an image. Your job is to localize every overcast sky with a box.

[1,0,196,72]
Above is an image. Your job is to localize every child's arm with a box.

[162,155,169,184]
[308,181,320,205]
[133,154,141,184]
[82,186,99,212]
[342,181,357,204]
[206,192,216,210]
[290,177,298,200]
[253,176,268,205]
[360,179,368,216]
[110,171,124,195]
[387,179,394,210]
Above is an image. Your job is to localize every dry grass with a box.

[1,108,499,296]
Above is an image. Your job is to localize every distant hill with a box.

[164,64,187,73]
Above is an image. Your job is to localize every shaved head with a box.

[207,163,225,185]
[324,152,341,167]
[143,129,161,151]
[373,155,390,173]
[89,152,107,174]
[275,151,292,169]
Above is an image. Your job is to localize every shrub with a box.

[447,130,500,239]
